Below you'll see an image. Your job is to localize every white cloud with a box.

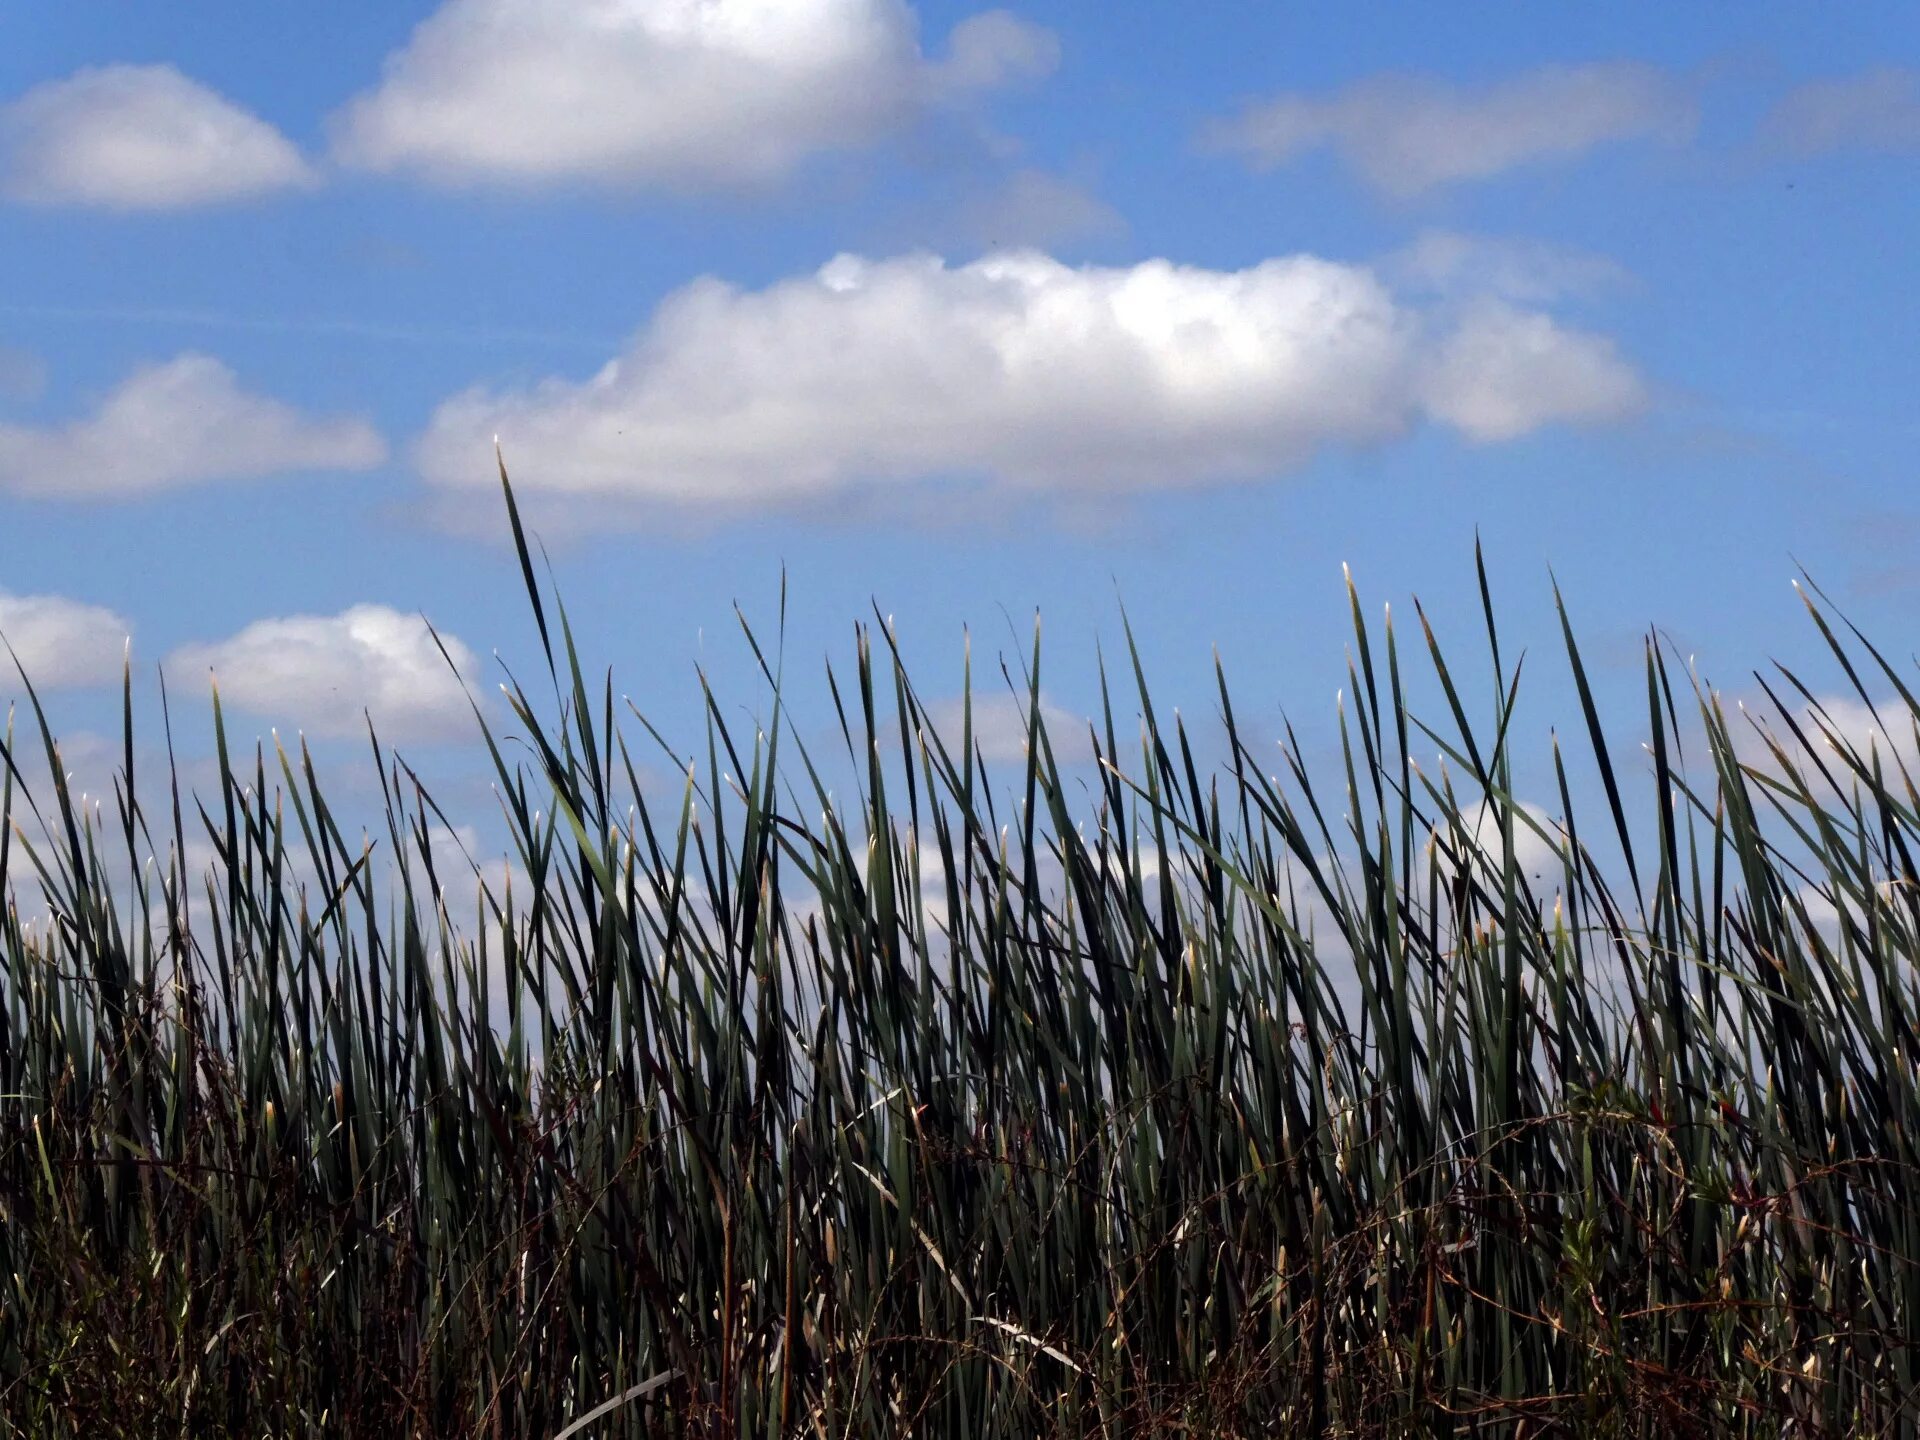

[0,64,315,210]
[1450,798,1565,892]
[167,605,482,743]
[1201,63,1694,197]
[0,354,386,498]
[919,691,1093,764]
[424,822,525,908]
[1747,693,1920,948]
[0,590,130,690]
[1793,875,1904,952]
[1809,696,1920,775]
[330,0,1057,189]
[416,249,1644,515]
[1737,693,1920,796]
[1763,67,1920,156]
[1420,301,1645,442]
[3,726,117,787]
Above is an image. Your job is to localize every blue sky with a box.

[2,1,1918,864]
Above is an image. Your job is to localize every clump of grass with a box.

[3,476,1919,1436]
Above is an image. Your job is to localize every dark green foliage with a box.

[3,494,1918,1436]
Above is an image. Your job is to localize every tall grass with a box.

[3,476,1918,1436]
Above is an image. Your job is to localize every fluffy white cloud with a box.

[1763,67,1920,156]
[1420,301,1644,442]
[0,64,315,210]
[1738,693,1920,795]
[0,354,386,498]
[0,590,130,690]
[1451,798,1565,892]
[919,691,1093,764]
[1201,63,1694,197]
[168,605,481,743]
[417,249,1644,514]
[330,0,1057,189]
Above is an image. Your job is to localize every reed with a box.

[2,472,1917,1436]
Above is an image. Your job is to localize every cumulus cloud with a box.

[1763,67,1920,156]
[0,64,315,210]
[1420,301,1644,442]
[0,590,130,690]
[1200,62,1694,197]
[168,605,481,744]
[330,0,1058,189]
[1450,798,1565,893]
[416,249,1644,515]
[0,354,386,498]
[1737,692,1920,798]
[919,691,1093,764]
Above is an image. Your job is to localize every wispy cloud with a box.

[1762,67,1920,157]
[947,169,1126,251]
[1382,231,1631,305]
[1200,63,1695,197]
[0,302,618,353]
[0,344,46,403]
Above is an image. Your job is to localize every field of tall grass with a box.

[3,474,1918,1436]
